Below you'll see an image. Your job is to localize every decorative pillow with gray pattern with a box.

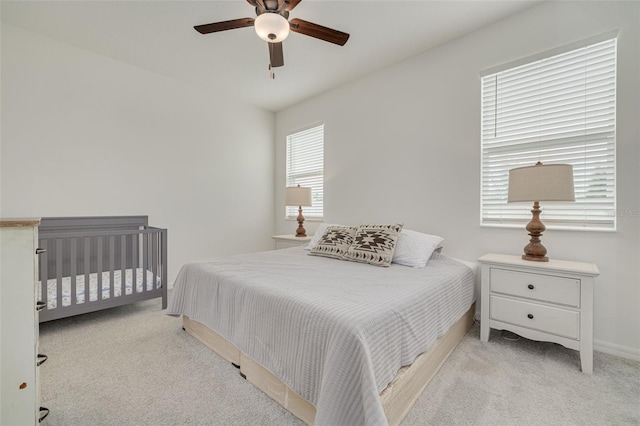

[309,225,358,260]
[343,223,404,267]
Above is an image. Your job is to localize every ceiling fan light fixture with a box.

[254,13,290,43]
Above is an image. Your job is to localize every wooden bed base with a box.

[182,302,475,425]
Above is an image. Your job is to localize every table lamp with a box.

[508,162,575,262]
[285,184,312,237]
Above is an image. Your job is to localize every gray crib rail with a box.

[37,216,167,322]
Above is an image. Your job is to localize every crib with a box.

[37,216,167,322]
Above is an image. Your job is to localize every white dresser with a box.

[271,234,312,250]
[1,219,47,424]
[478,253,599,374]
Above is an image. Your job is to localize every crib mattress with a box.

[39,268,160,309]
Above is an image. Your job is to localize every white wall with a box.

[275,1,640,359]
[1,24,276,282]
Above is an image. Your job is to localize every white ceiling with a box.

[1,0,539,112]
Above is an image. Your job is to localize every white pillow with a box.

[305,223,340,250]
[392,229,444,268]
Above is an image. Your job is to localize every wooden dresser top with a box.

[0,218,41,227]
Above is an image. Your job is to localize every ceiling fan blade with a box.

[269,42,284,67]
[289,18,349,46]
[194,18,255,34]
[285,0,302,11]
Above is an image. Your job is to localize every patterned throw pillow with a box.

[305,223,340,250]
[309,226,358,259]
[343,224,403,267]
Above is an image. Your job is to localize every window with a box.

[481,35,616,230]
[286,123,324,219]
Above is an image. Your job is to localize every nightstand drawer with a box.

[490,268,580,307]
[490,295,579,340]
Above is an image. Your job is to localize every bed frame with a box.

[37,216,167,322]
[182,302,475,426]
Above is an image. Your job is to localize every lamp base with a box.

[295,206,307,237]
[295,227,307,237]
[522,201,550,262]
[522,254,549,262]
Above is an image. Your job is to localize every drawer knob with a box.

[527,284,535,290]
[527,313,534,319]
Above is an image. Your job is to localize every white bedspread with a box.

[167,247,476,426]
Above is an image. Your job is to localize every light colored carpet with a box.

[39,297,640,425]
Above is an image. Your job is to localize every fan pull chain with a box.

[268,63,275,79]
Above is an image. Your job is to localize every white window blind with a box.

[286,123,324,218]
[481,37,616,230]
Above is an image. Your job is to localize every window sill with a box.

[480,223,616,232]
[285,217,324,222]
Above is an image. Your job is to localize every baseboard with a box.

[594,340,640,363]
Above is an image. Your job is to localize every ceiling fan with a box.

[194,0,349,74]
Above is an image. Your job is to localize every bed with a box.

[167,240,477,426]
[37,216,167,322]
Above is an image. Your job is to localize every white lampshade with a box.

[254,13,290,43]
[285,186,312,207]
[508,163,575,203]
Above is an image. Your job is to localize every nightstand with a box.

[272,234,312,250]
[478,253,599,374]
